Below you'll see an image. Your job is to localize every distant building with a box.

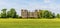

[21,9,28,18]
[21,9,38,18]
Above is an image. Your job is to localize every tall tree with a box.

[38,10,55,18]
[1,8,7,18]
[56,14,60,18]
[44,10,55,18]
[7,8,17,18]
[38,10,42,18]
[52,13,56,18]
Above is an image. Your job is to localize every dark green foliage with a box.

[56,14,60,18]
[1,8,7,18]
[38,10,55,19]
[7,8,17,18]
[38,10,43,18]
[52,13,56,18]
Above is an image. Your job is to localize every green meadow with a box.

[0,18,60,28]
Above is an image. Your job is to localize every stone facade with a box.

[21,9,28,18]
[21,9,38,18]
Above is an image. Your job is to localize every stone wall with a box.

[21,9,38,18]
[21,9,28,18]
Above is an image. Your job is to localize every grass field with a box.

[0,18,60,28]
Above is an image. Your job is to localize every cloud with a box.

[44,0,56,3]
[44,0,51,3]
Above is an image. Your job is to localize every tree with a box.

[56,14,60,18]
[43,10,49,18]
[38,10,42,18]
[42,10,50,18]
[7,8,17,18]
[7,11,11,18]
[44,10,55,18]
[52,13,56,18]
[38,10,55,19]
[1,8,7,18]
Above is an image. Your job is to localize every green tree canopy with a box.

[1,8,7,18]
[56,14,60,18]
[7,8,17,18]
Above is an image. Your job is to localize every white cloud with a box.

[44,0,56,3]
[44,0,51,3]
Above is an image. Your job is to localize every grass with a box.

[0,18,60,28]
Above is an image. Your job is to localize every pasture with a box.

[0,18,60,28]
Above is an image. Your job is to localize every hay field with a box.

[0,18,60,28]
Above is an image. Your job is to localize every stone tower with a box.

[34,10,38,18]
[21,9,28,18]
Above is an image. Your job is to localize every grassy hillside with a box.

[0,19,60,28]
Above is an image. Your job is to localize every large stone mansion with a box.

[21,9,40,18]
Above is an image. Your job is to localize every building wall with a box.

[21,9,39,18]
[28,12,34,18]
[34,10,38,18]
[21,9,28,18]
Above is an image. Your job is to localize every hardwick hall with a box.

[21,9,41,18]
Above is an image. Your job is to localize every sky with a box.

[0,0,60,16]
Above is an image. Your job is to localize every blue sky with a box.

[0,0,60,16]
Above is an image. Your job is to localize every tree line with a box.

[0,8,19,18]
[0,8,60,19]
